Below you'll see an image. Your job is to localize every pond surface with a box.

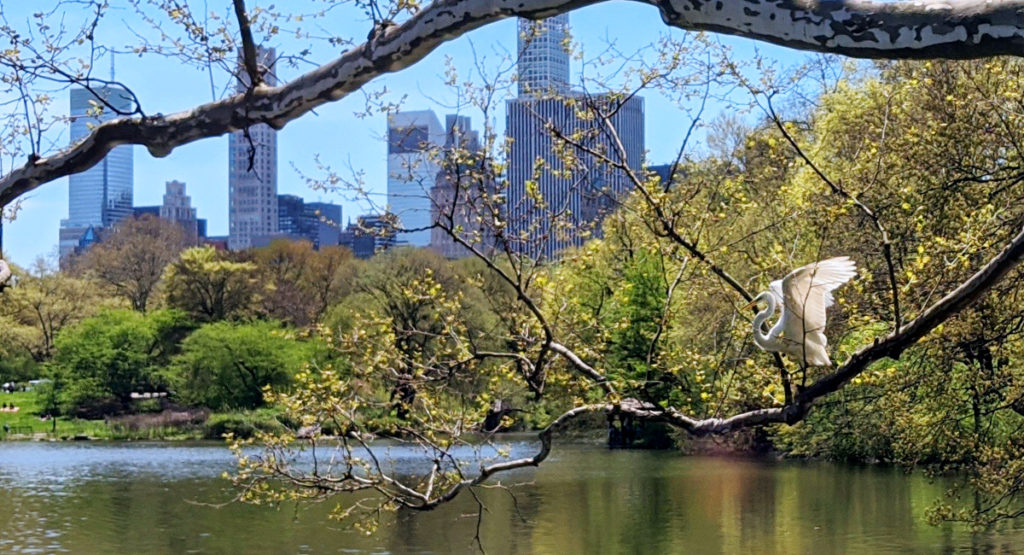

[1,439,1023,553]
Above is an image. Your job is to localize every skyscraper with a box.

[133,180,205,242]
[387,110,444,247]
[59,86,135,259]
[517,15,570,97]
[506,15,645,260]
[228,47,278,250]
[339,214,402,259]
[429,115,497,259]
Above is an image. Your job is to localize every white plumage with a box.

[746,257,857,367]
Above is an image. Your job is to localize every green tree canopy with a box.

[166,320,310,411]
[163,246,260,322]
[50,309,192,417]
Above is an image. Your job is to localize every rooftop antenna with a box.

[110,50,115,81]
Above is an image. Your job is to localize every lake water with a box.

[1,439,1023,553]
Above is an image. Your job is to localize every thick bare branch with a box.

[6,0,1024,207]
[654,0,1024,59]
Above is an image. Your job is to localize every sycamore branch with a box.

[6,0,1024,207]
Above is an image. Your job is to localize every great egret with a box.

[744,257,857,367]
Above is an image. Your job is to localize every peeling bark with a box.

[4,0,1024,209]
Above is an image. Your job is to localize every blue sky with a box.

[2,1,801,267]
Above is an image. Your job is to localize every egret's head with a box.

[742,291,773,311]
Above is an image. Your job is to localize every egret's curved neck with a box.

[752,292,777,350]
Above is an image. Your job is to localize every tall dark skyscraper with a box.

[506,16,644,260]
[228,47,278,250]
[269,194,341,250]
[59,86,135,259]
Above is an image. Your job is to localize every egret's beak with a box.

[741,299,757,311]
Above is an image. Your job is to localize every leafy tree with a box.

[765,59,1024,526]
[0,297,42,382]
[49,309,192,416]
[0,316,39,383]
[249,241,357,327]
[352,249,505,412]
[72,214,192,312]
[166,320,309,410]
[0,260,110,361]
[163,246,260,322]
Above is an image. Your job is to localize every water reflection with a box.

[1,441,1023,553]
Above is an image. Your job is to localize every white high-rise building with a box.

[228,47,278,250]
[387,110,444,247]
[59,86,135,258]
[517,15,570,96]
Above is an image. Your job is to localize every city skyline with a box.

[1,2,791,267]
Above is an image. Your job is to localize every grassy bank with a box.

[0,391,284,441]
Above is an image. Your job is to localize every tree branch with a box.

[672,220,1024,435]
[231,0,263,89]
[765,96,902,330]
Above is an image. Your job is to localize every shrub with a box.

[166,320,310,410]
[203,411,285,439]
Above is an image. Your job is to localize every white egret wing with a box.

[780,256,857,338]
